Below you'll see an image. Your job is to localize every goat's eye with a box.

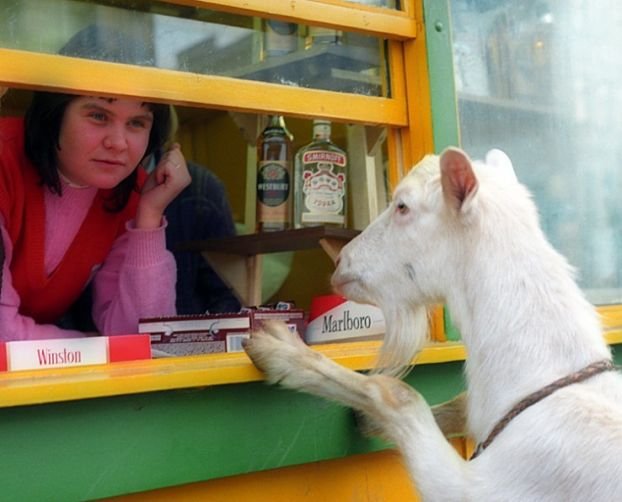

[396,201,409,215]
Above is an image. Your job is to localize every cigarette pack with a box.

[305,295,385,344]
[0,334,151,372]
[140,307,306,357]
[139,313,252,356]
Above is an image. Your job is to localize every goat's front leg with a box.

[244,320,469,501]
[432,392,468,437]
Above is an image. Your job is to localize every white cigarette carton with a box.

[304,295,385,344]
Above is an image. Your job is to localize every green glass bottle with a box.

[256,115,293,232]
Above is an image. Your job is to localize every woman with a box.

[0,91,191,340]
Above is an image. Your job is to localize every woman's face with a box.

[56,96,153,188]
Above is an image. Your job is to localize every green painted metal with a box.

[422,0,460,152]
[3,345,620,500]
[0,362,465,500]
[423,0,462,341]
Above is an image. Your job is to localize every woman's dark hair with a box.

[24,91,171,212]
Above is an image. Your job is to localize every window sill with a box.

[1,332,620,409]
[0,339,462,408]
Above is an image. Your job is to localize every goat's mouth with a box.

[330,273,361,298]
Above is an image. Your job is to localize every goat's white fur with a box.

[244,147,622,501]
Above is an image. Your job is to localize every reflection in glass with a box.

[450,0,622,304]
[0,0,387,97]
[337,0,399,8]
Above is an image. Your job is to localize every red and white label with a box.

[305,295,385,344]
[0,335,151,372]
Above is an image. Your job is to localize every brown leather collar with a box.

[470,359,615,460]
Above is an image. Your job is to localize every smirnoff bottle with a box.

[256,115,293,232]
[294,120,348,228]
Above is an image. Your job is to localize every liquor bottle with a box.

[263,20,298,58]
[307,25,343,47]
[256,115,293,232]
[294,120,348,228]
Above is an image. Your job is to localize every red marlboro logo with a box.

[305,295,385,344]
[308,295,348,321]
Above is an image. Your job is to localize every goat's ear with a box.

[440,147,479,212]
[485,149,517,182]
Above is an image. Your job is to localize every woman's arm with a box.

[0,222,84,341]
[91,220,176,335]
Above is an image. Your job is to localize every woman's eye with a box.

[129,120,145,129]
[89,112,107,122]
[396,201,409,215]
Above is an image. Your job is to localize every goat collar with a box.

[470,359,615,460]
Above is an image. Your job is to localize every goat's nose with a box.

[334,255,341,267]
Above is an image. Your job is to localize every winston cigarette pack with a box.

[0,334,151,372]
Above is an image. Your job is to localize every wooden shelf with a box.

[178,227,360,306]
[226,43,382,96]
[178,226,360,256]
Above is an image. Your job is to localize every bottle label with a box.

[302,151,346,166]
[300,151,347,224]
[257,161,291,223]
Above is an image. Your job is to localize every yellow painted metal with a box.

[429,304,447,342]
[167,0,417,40]
[0,49,408,126]
[3,327,618,410]
[604,330,622,345]
[385,41,408,188]
[101,433,475,501]
[599,305,622,331]
[0,340,466,409]
[384,1,434,189]
[386,127,405,190]
[103,450,420,501]
[401,3,435,167]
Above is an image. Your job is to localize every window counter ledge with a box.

[0,339,465,408]
[1,332,620,409]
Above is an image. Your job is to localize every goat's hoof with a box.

[244,320,309,383]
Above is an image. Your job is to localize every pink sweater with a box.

[0,182,176,340]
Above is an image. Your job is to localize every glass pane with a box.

[449,0,622,304]
[0,0,387,97]
[1,85,389,240]
[336,0,400,9]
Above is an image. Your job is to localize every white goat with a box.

[244,148,622,501]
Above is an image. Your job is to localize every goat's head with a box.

[332,147,528,374]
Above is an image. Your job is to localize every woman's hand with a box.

[135,143,191,229]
